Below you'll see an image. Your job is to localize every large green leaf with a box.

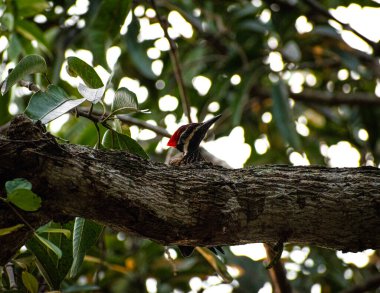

[5,178,32,194]
[26,237,62,289]
[0,12,14,31]
[112,118,131,136]
[124,14,155,79]
[111,87,138,115]
[7,189,41,212]
[34,234,62,259]
[7,34,22,61]
[1,54,47,95]
[239,20,270,34]
[37,221,74,283]
[0,224,25,236]
[102,129,149,159]
[196,247,233,283]
[271,79,302,151]
[25,85,86,124]
[69,218,103,278]
[36,226,71,239]
[16,0,49,18]
[66,57,104,88]
[16,19,50,52]
[87,30,108,69]
[87,0,131,68]
[21,271,39,293]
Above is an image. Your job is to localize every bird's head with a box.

[167,114,221,153]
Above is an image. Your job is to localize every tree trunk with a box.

[0,115,379,265]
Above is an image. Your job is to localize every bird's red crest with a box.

[167,125,187,147]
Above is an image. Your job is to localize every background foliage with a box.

[1,0,380,292]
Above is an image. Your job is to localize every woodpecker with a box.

[167,114,222,165]
[167,114,224,257]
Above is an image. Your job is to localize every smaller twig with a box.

[94,229,106,285]
[0,198,36,232]
[149,0,192,123]
[18,80,40,92]
[264,243,292,293]
[43,73,51,85]
[5,262,17,290]
[76,108,171,137]
[93,121,101,149]
[88,103,94,117]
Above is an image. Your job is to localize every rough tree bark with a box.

[0,115,380,265]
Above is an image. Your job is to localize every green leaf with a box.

[0,224,25,236]
[0,12,14,31]
[124,14,155,79]
[26,236,62,289]
[196,247,233,283]
[36,226,71,239]
[69,218,103,278]
[5,178,32,194]
[78,83,105,104]
[102,129,149,159]
[16,0,50,18]
[232,75,255,126]
[7,189,41,212]
[339,52,360,71]
[312,25,341,39]
[66,57,104,88]
[271,79,302,151]
[239,20,270,34]
[87,0,130,68]
[25,84,86,124]
[42,221,74,281]
[7,34,22,61]
[16,19,50,52]
[21,271,39,293]
[112,118,131,136]
[111,87,138,115]
[35,234,62,259]
[1,54,47,95]
[87,30,108,69]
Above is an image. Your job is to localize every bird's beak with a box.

[198,114,222,136]
[200,114,222,133]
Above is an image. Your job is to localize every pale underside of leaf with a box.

[25,85,86,124]
[40,99,85,124]
[78,83,105,103]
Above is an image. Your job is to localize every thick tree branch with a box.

[0,116,380,265]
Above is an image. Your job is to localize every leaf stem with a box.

[93,121,101,149]
[0,197,35,232]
